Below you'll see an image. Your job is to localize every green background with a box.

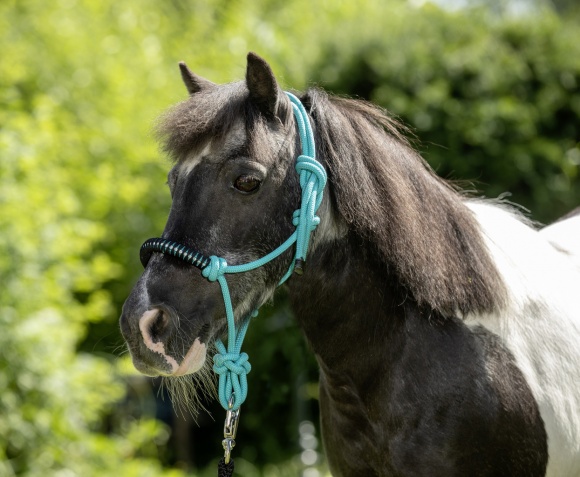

[1,0,579,475]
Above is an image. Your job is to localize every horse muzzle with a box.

[120,302,208,377]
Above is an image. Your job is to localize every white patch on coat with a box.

[540,214,580,270]
[465,201,580,477]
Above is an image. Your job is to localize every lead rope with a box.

[139,92,325,477]
[208,93,324,476]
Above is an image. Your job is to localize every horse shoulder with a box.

[465,200,580,476]
[318,312,548,476]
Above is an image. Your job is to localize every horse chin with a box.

[130,340,206,377]
[149,337,208,377]
[171,338,207,376]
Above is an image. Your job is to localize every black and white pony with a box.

[120,53,580,476]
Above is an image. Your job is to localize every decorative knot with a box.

[292,209,321,230]
[292,155,327,268]
[213,349,252,410]
[296,155,327,190]
[202,255,228,282]
[213,352,251,377]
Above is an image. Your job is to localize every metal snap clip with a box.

[222,394,240,464]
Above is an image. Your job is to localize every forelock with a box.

[155,81,249,162]
[155,80,291,166]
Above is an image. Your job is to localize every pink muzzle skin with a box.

[138,309,207,376]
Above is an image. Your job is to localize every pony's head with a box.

[121,53,506,409]
[120,53,304,385]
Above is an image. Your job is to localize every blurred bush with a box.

[1,0,578,475]
[0,1,185,474]
[313,3,580,222]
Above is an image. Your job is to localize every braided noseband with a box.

[140,92,326,411]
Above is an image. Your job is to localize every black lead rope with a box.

[217,457,234,477]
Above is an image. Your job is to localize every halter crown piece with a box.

[140,92,327,412]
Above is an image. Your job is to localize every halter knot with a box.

[292,155,327,266]
[202,255,228,282]
[213,345,251,410]
[292,210,321,230]
[213,352,251,376]
[296,155,327,191]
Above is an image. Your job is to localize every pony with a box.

[120,52,580,476]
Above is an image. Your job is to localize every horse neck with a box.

[285,91,506,384]
[301,91,506,318]
[285,161,504,387]
[287,232,411,385]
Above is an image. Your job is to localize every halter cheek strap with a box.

[139,92,326,411]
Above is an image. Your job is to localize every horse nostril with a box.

[149,309,170,341]
[139,308,173,346]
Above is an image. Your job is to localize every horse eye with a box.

[234,175,261,194]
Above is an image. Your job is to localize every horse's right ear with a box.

[179,62,215,95]
[246,52,283,118]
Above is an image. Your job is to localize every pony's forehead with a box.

[178,120,247,174]
[157,81,249,162]
[158,80,290,166]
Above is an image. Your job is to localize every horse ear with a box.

[246,52,282,117]
[178,62,215,95]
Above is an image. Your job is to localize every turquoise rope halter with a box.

[140,92,326,411]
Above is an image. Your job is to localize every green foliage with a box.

[0,0,184,472]
[313,4,580,223]
[1,0,578,475]
[0,308,181,476]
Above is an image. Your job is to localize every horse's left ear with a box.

[179,62,215,95]
[246,52,283,118]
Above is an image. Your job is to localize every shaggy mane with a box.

[302,88,507,316]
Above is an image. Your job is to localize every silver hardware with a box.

[222,395,240,464]
[224,407,240,440]
[222,437,235,464]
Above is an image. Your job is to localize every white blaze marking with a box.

[180,143,212,175]
[178,121,247,176]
